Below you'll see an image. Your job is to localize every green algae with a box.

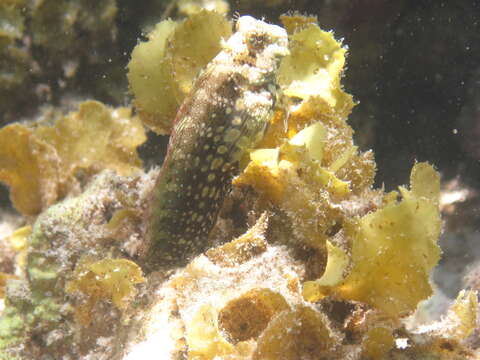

[0,172,147,358]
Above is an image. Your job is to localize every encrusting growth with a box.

[144,16,289,267]
[0,10,477,359]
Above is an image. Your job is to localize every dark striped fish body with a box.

[145,16,288,267]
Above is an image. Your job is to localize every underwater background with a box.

[1,0,480,359]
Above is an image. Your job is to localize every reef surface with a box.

[0,4,478,360]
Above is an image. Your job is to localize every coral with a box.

[0,101,146,216]
[127,10,232,134]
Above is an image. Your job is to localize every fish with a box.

[144,16,288,268]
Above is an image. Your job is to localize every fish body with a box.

[145,16,288,267]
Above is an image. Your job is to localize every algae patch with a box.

[127,10,232,134]
[0,9,477,360]
[0,171,152,358]
[304,162,441,318]
[66,258,145,326]
[0,101,146,216]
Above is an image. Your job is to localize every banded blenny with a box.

[144,16,288,268]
